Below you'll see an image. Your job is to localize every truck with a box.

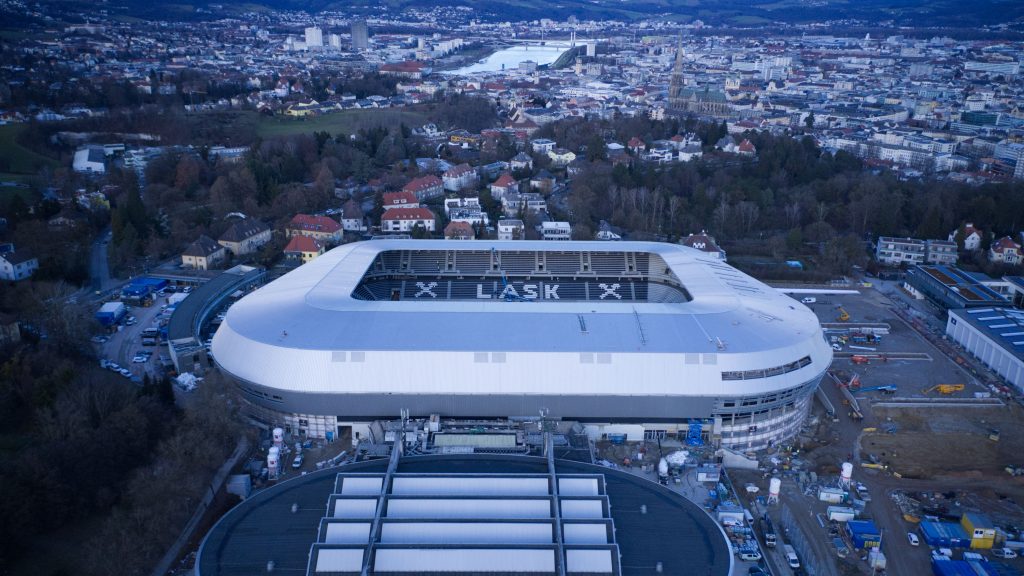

[761,515,777,547]
[783,544,800,569]
[95,302,127,327]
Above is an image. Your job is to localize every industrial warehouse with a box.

[212,239,833,452]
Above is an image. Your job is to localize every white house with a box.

[442,164,478,192]
[498,219,525,240]
[381,208,436,233]
[340,199,367,232]
[950,223,983,251]
[540,221,571,241]
[0,248,39,281]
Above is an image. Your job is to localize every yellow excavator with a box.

[837,307,850,322]
[922,384,965,395]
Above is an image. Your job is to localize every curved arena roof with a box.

[213,240,832,402]
[196,454,733,576]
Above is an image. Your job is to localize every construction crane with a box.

[922,384,965,395]
[837,307,851,322]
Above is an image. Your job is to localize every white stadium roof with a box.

[213,240,831,399]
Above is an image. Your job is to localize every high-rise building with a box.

[304,26,323,48]
[351,20,369,51]
[327,33,341,49]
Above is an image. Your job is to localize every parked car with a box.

[907,532,919,546]
[993,548,1018,559]
[801,297,817,304]
[107,362,122,372]
[91,335,109,343]
[119,368,132,377]
[292,455,304,469]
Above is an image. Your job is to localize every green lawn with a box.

[0,124,60,175]
[254,108,429,138]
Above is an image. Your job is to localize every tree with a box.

[804,111,815,131]
[585,135,607,162]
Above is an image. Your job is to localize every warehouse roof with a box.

[951,307,1024,361]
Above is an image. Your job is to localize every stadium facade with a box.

[212,240,832,451]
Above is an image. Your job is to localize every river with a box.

[448,42,572,75]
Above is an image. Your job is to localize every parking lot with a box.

[93,290,183,383]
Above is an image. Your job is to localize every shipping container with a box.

[920,521,972,548]
[846,520,881,549]
[95,301,127,326]
[961,513,996,549]
[827,506,857,522]
[819,487,846,504]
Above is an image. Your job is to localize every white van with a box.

[784,544,800,569]
[992,548,1018,559]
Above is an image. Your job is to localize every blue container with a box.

[846,520,881,549]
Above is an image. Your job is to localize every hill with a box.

[33,0,1024,28]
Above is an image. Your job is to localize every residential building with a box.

[989,236,1022,265]
[351,20,369,51]
[444,221,476,240]
[490,173,518,200]
[950,223,983,251]
[381,207,436,233]
[218,219,272,256]
[530,139,556,154]
[510,152,533,172]
[181,235,226,271]
[402,175,444,201]
[925,240,959,266]
[284,235,324,264]
[875,237,926,266]
[383,191,420,211]
[286,214,342,245]
[0,248,39,281]
[529,169,555,194]
[548,148,577,167]
[379,61,429,80]
[679,144,704,162]
[442,164,478,192]
[443,196,480,213]
[502,192,547,217]
[498,219,525,240]
[681,231,727,261]
[304,27,323,48]
[540,221,572,241]
[340,199,367,232]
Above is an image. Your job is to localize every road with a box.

[815,352,930,576]
[90,228,114,293]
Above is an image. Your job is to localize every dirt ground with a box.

[864,403,1024,482]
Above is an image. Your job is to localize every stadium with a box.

[212,239,832,451]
